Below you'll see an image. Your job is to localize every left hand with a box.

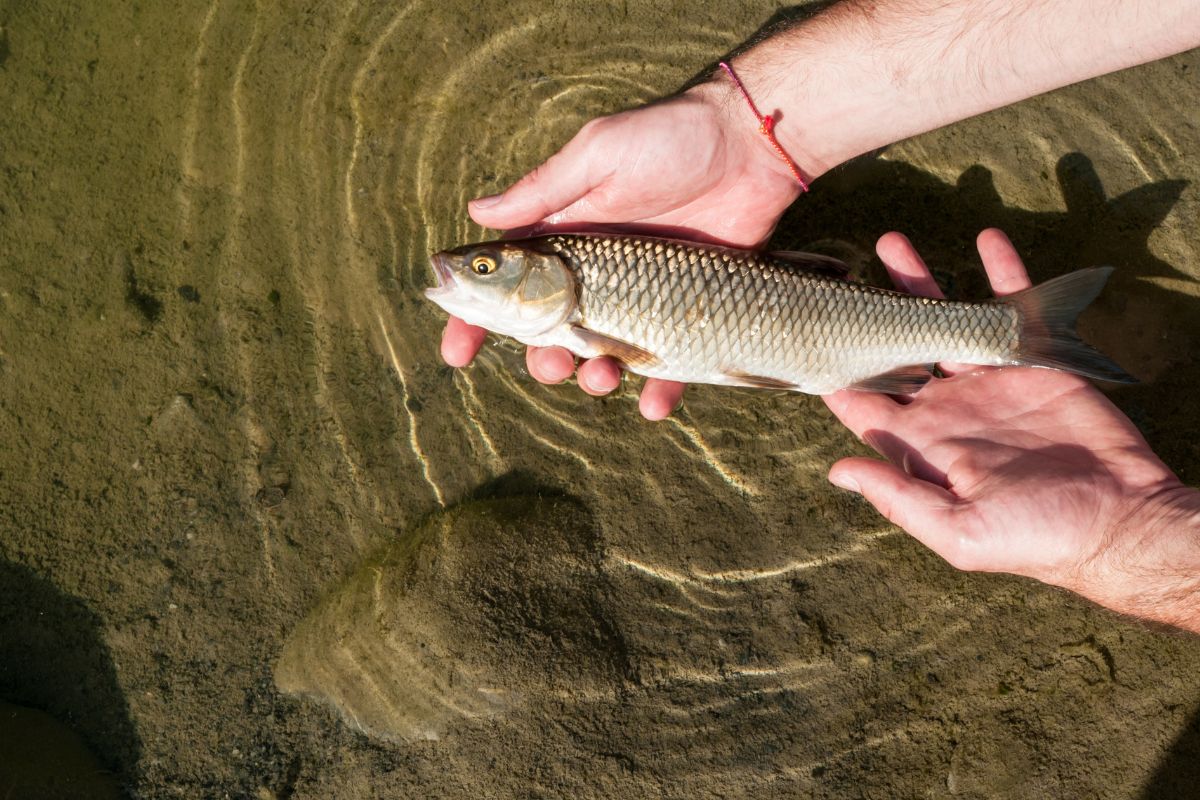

[823,229,1200,630]
[440,81,803,419]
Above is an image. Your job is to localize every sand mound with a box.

[275,494,631,741]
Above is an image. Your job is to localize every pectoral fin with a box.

[571,325,661,369]
[847,365,934,394]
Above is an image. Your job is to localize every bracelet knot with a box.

[718,61,809,192]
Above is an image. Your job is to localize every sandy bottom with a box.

[2,1,1200,797]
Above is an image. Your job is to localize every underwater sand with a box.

[1,1,1200,797]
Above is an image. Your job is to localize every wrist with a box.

[685,69,827,189]
[1074,485,1200,632]
[710,22,909,183]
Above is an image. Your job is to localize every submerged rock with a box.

[275,494,630,741]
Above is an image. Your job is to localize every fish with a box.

[425,233,1134,395]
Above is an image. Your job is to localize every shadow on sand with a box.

[0,557,141,793]
[1142,703,1200,799]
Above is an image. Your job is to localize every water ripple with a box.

[161,3,1199,792]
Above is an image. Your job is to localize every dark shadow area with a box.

[1142,705,1200,799]
[0,558,141,794]
[467,468,570,502]
[774,152,1187,297]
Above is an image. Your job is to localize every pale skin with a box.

[437,0,1200,629]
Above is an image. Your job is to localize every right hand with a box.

[440,80,805,419]
[825,230,1200,630]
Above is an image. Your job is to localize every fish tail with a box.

[1005,266,1136,383]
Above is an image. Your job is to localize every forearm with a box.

[711,0,1200,180]
[1079,486,1200,633]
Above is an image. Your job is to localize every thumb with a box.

[468,128,600,230]
[829,457,963,548]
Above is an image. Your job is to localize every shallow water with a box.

[1,1,1200,797]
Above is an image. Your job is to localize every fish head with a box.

[426,241,576,338]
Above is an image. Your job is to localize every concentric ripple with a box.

[178,0,815,539]
[166,0,1200,794]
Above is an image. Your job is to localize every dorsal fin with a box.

[506,233,852,279]
[767,250,851,279]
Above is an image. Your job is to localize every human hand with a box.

[824,229,1200,630]
[439,80,803,420]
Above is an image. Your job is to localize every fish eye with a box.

[471,255,497,275]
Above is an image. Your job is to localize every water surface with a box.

[1,1,1199,796]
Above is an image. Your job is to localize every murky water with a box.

[2,1,1200,797]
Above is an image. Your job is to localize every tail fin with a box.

[1005,267,1137,384]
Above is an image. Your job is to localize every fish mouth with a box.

[425,252,456,299]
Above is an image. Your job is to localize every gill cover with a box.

[426,241,577,339]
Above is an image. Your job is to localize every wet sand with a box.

[1,1,1199,797]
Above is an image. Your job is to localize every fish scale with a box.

[536,234,1018,394]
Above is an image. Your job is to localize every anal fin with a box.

[724,371,798,391]
[848,364,934,394]
[571,325,661,369]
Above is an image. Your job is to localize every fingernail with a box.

[470,194,503,210]
[580,375,615,395]
[830,473,860,493]
[593,373,620,393]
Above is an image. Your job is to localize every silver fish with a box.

[425,233,1133,394]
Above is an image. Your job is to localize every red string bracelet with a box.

[718,61,810,192]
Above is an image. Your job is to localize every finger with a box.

[876,232,945,299]
[860,430,949,487]
[638,379,686,421]
[577,357,622,396]
[976,228,1033,296]
[441,317,489,367]
[525,346,576,385]
[822,389,900,440]
[828,457,961,544]
[468,123,604,230]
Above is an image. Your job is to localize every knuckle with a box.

[578,116,611,139]
[520,162,549,188]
